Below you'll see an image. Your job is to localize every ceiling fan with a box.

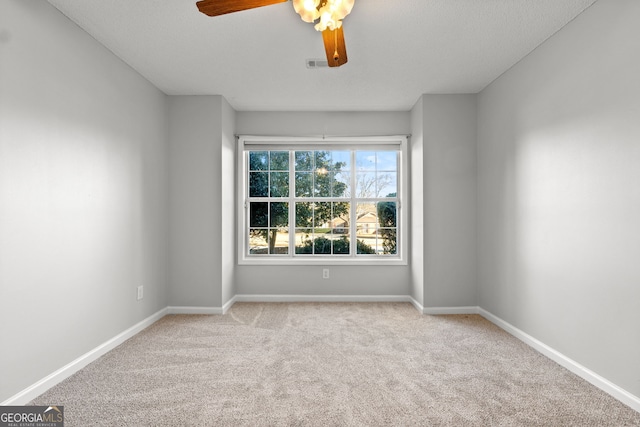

[196,0,354,67]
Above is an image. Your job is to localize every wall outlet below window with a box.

[322,269,330,279]
[137,286,144,301]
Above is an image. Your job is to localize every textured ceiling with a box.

[46,0,597,111]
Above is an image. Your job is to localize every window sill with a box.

[238,257,408,266]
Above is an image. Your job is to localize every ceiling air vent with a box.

[306,59,329,69]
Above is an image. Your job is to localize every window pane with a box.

[295,172,312,197]
[294,228,313,254]
[249,229,268,254]
[249,202,268,227]
[270,228,289,255]
[295,202,313,227]
[376,151,397,171]
[314,168,331,197]
[270,151,289,171]
[356,238,376,254]
[356,172,376,198]
[270,202,288,227]
[314,151,331,171]
[331,171,350,198]
[249,151,268,170]
[377,172,397,198]
[330,151,351,171]
[313,202,331,227]
[249,172,268,197]
[377,201,397,227]
[295,151,313,171]
[270,172,289,197]
[378,229,397,255]
[330,202,350,233]
[313,236,332,254]
[370,232,384,255]
[332,234,350,254]
[356,172,397,198]
[356,151,376,171]
[356,202,377,254]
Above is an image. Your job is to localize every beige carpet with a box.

[31,302,640,426]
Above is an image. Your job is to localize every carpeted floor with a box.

[31,302,640,426]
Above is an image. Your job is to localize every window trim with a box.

[237,135,409,265]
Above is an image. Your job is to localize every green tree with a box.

[377,193,397,254]
[296,236,375,255]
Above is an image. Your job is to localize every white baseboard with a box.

[408,296,424,313]
[478,307,640,413]
[222,296,237,314]
[166,297,238,315]
[423,306,480,315]
[166,306,224,315]
[1,307,167,406]
[234,294,414,304]
[164,296,417,316]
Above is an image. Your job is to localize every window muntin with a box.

[239,137,407,265]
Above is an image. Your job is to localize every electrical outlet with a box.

[322,269,330,279]
[137,286,144,301]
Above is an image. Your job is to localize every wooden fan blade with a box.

[196,0,288,17]
[322,26,348,67]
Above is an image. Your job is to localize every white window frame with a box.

[237,135,409,265]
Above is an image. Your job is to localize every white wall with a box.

[418,95,478,309]
[477,0,640,397]
[0,1,168,403]
[235,111,412,296]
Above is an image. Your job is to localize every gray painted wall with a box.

[169,96,222,308]
[237,111,410,138]
[477,0,640,397]
[420,95,478,308]
[0,1,168,402]
[235,111,412,296]
[167,96,236,308]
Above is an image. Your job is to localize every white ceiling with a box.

[46,0,597,111]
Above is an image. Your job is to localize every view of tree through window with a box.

[247,149,399,258]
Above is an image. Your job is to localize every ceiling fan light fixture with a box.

[195,0,350,67]
[293,0,320,23]
[293,0,354,31]
[315,8,340,31]
[328,0,355,21]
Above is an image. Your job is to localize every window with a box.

[238,136,408,265]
